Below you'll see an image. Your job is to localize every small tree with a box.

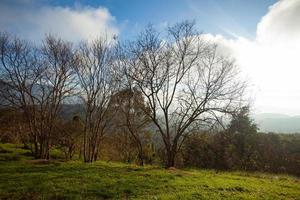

[227,106,259,170]
[110,88,152,166]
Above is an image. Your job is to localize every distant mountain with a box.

[59,105,300,133]
[59,104,85,120]
[253,113,300,133]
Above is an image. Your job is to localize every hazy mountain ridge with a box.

[253,113,300,133]
[59,104,300,133]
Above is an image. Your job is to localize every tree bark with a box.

[165,150,176,168]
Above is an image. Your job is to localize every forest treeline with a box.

[182,107,300,176]
[0,21,299,175]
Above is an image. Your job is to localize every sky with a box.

[0,0,299,115]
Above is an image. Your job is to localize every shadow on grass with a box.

[0,161,175,199]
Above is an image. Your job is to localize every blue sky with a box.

[2,0,276,40]
[44,0,277,39]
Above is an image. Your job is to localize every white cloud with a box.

[204,0,300,115]
[0,2,119,42]
[257,0,300,45]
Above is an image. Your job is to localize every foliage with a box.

[0,107,28,143]
[182,107,300,175]
[108,88,153,166]
[54,116,84,160]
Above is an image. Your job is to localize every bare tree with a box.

[74,38,119,162]
[0,33,77,159]
[123,21,246,168]
[0,33,39,154]
[36,36,77,158]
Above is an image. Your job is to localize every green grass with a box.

[0,144,299,200]
[0,143,34,161]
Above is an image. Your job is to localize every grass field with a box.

[0,143,299,200]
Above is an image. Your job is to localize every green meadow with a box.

[0,143,299,200]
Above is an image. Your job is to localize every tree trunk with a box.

[137,144,145,166]
[39,141,43,158]
[137,152,144,166]
[34,141,39,159]
[93,150,98,162]
[93,141,101,162]
[165,149,176,168]
[69,146,73,160]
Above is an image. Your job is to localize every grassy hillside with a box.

[0,144,299,200]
